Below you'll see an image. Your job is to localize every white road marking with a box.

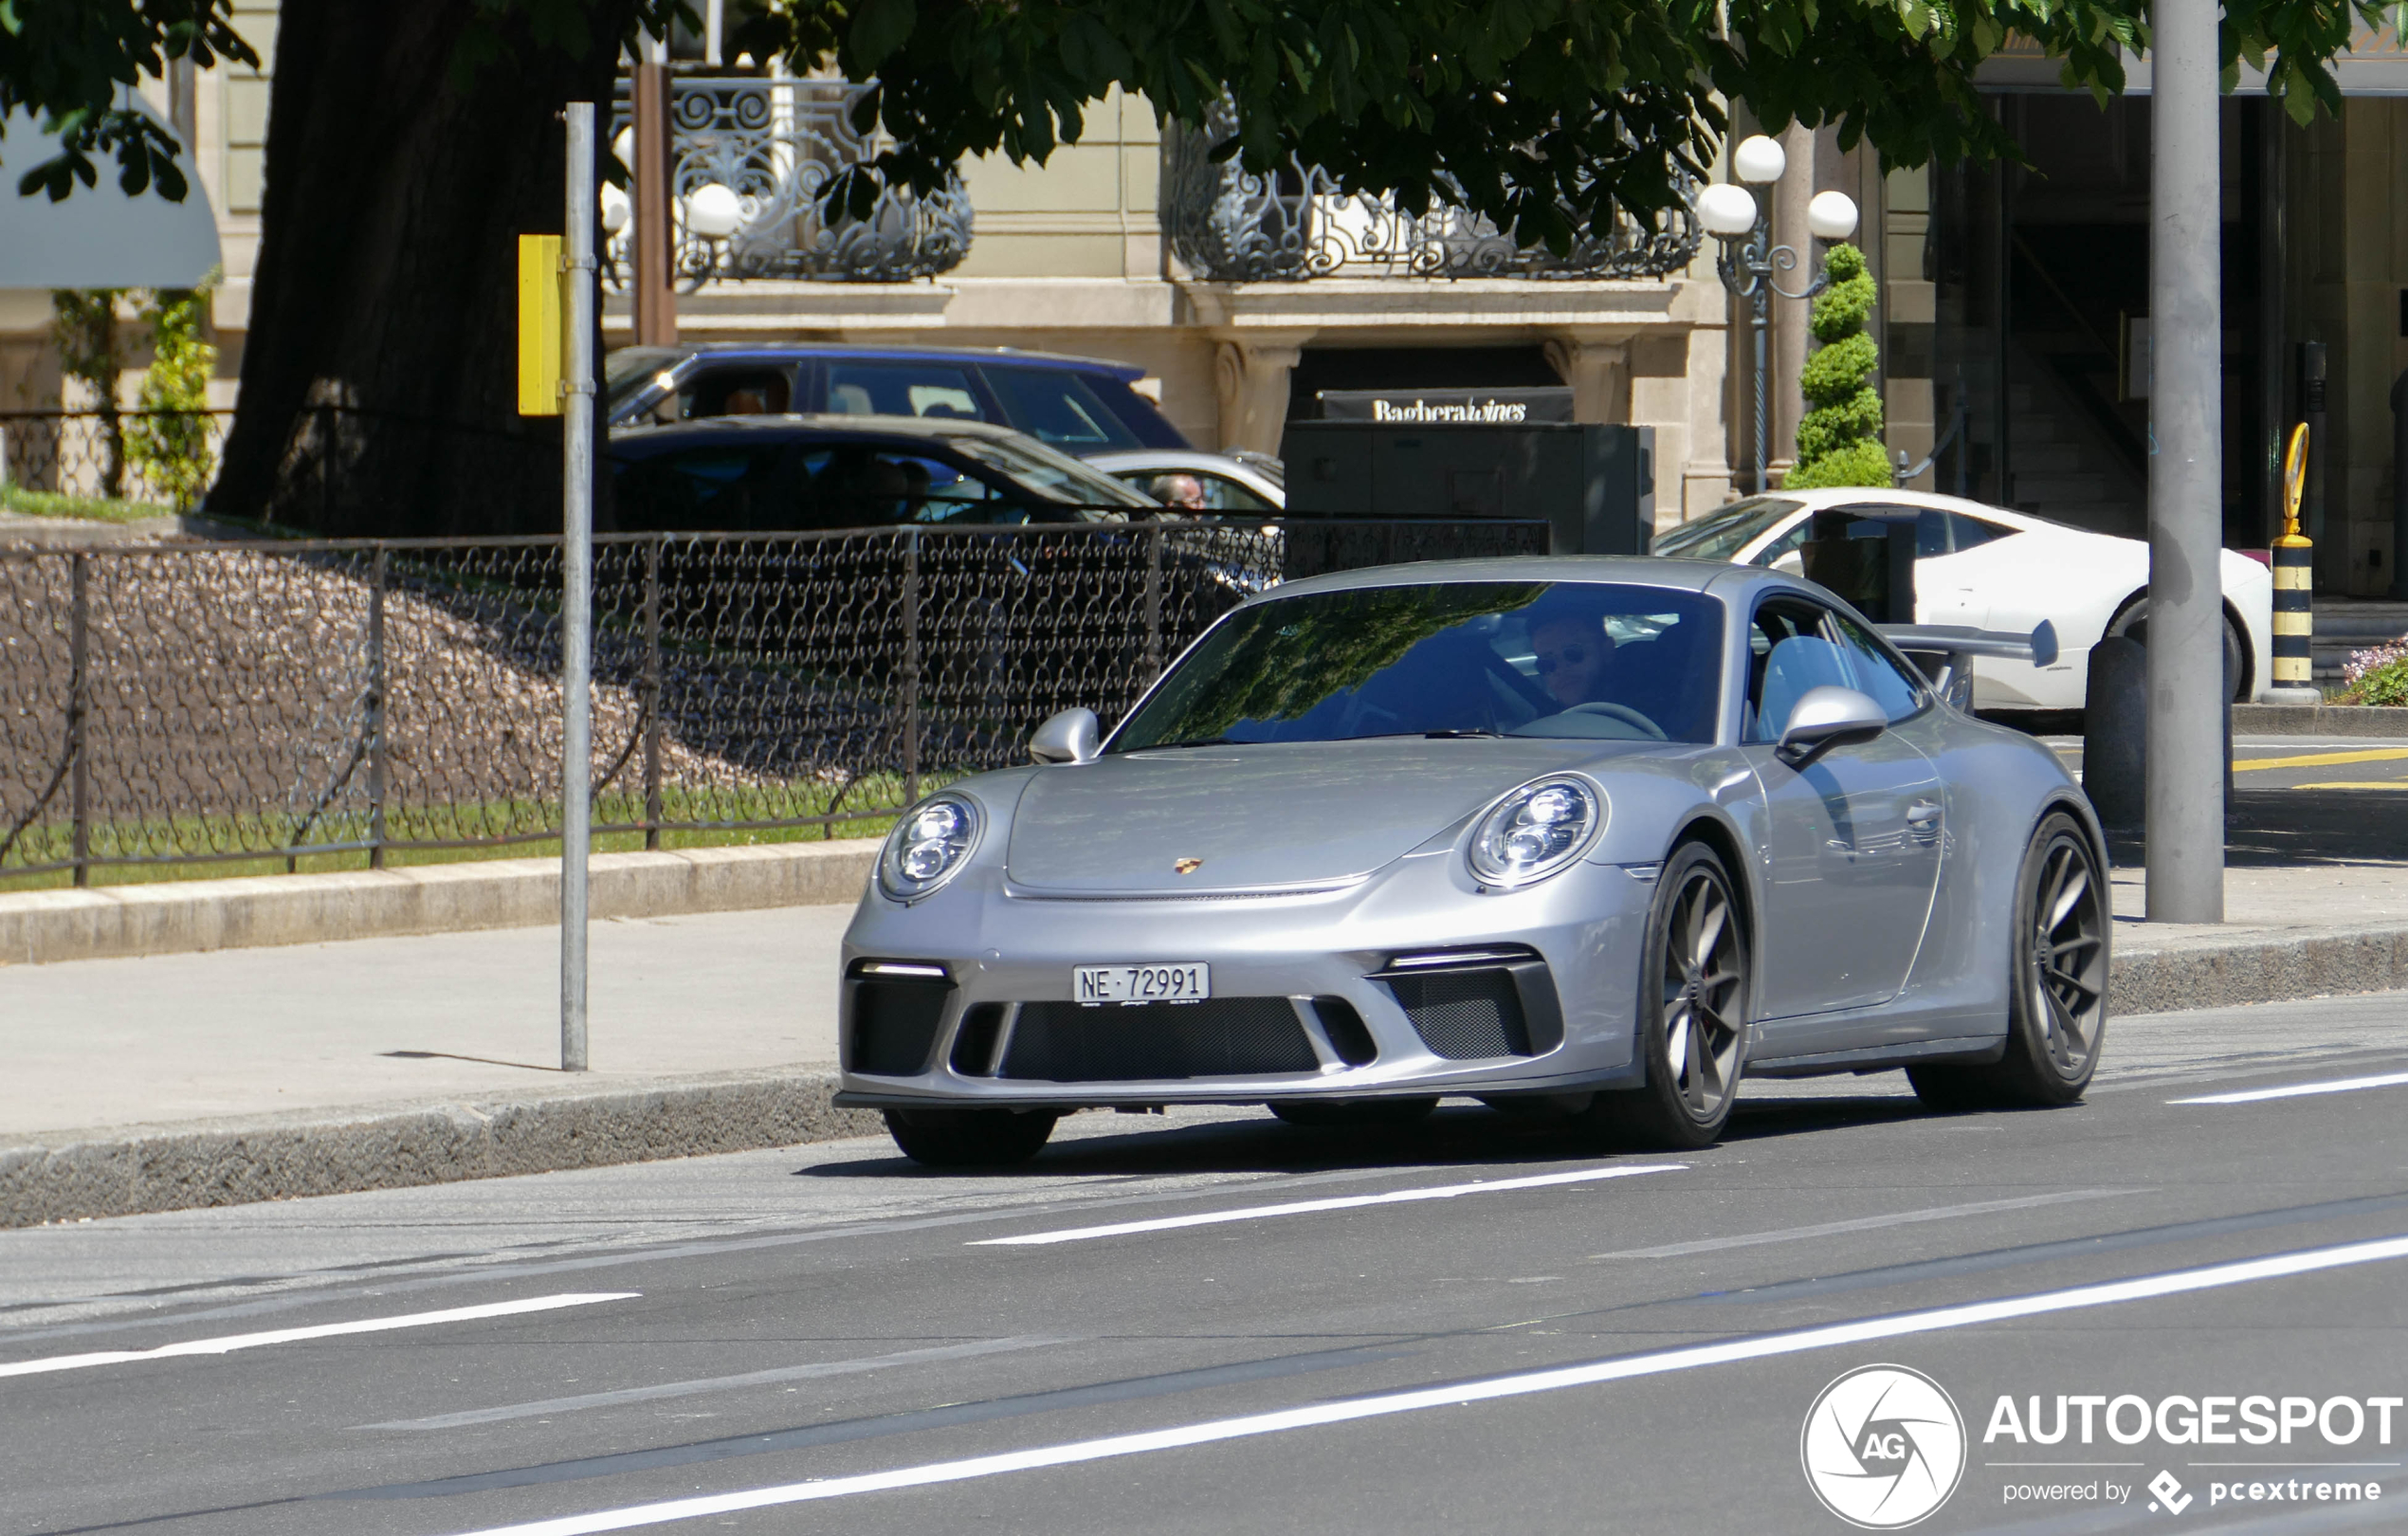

[359,1335,1070,1431]
[970,1164,1687,1246]
[1584,1188,2142,1260]
[2170,1070,2408,1106]
[0,1293,638,1381]
[442,1233,2408,1536]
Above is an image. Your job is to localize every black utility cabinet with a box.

[1282,421,1655,556]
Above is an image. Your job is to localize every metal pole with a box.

[68,554,88,888]
[642,537,664,850]
[2144,0,2224,923]
[1752,282,1770,495]
[561,101,598,1072]
[366,544,388,869]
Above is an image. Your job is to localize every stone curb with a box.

[2232,704,2408,738]
[0,1069,884,1229]
[0,839,882,966]
[2111,925,2408,1016]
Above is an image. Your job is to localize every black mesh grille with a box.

[1310,997,1378,1066]
[1387,969,1531,1059]
[849,980,951,1075]
[949,1002,1008,1075]
[1002,998,1318,1081]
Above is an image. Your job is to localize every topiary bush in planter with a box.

[1785,242,1892,489]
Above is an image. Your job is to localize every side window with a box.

[679,368,793,420]
[1746,600,1839,741]
[1829,613,1927,722]
[824,363,990,423]
[799,447,979,528]
[983,368,1143,450]
[611,444,793,531]
[1946,512,2014,552]
[1751,518,1811,573]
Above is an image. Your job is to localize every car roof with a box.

[1257,554,1768,602]
[610,342,1146,383]
[607,412,1038,454]
[1742,485,2063,537]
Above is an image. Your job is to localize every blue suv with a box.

[603,343,1189,456]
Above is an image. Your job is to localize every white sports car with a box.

[1652,488,2275,710]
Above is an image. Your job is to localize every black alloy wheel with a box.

[884,1106,1060,1166]
[1589,840,1751,1149]
[1910,810,2108,1110]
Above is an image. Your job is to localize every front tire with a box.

[884,1106,1059,1167]
[1586,841,1750,1150]
[1909,810,2107,1110]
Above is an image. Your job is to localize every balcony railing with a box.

[1161,103,1702,283]
[607,74,974,285]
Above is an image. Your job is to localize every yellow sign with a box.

[2279,421,2309,543]
[516,233,564,417]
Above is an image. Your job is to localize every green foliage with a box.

[2348,659,2408,707]
[1787,241,1890,490]
[126,283,218,508]
[714,0,2387,258]
[0,0,257,201]
[0,483,160,523]
[49,287,125,498]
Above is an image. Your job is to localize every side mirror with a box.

[1028,707,1101,765]
[1776,686,1887,767]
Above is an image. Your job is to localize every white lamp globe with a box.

[1697,183,1760,239]
[599,183,631,235]
[1732,134,1787,185]
[684,183,744,240]
[1807,190,1860,241]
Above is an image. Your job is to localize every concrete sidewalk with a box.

[4,860,2404,1228]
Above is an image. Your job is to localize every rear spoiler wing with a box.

[1877,622,2059,711]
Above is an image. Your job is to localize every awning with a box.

[0,106,222,289]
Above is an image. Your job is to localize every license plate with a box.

[1073,963,1210,1005]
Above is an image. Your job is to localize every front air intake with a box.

[847,971,954,1076]
[1376,946,1562,1060]
[1002,998,1319,1081]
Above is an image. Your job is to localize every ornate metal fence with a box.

[606,74,974,285]
[1162,103,1702,283]
[0,519,1547,884]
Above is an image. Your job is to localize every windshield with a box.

[604,347,684,411]
[1652,496,1802,563]
[1112,581,1724,750]
[947,433,1158,509]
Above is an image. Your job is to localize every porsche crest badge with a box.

[1173,857,1204,874]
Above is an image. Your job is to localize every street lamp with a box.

[1705,135,1860,494]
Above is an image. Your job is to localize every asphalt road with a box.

[4,993,2406,1536]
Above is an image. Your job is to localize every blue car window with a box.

[824,362,990,422]
[984,368,1144,450]
[1829,613,1927,722]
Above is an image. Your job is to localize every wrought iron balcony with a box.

[606,74,973,285]
[1161,104,1701,283]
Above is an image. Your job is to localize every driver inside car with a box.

[1531,613,1620,709]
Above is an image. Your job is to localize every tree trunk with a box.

[210,2,634,537]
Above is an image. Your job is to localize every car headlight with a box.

[880,795,983,901]
[1468,776,1604,888]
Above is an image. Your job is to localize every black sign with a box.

[1316,387,1575,425]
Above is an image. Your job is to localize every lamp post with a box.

[1701,135,1860,494]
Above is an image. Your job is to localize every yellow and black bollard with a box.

[2270,422,2318,703]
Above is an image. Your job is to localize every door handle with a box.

[1906,799,1943,827]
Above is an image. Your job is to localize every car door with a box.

[1744,595,1945,1037]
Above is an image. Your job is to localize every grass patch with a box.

[0,778,942,892]
[0,483,174,524]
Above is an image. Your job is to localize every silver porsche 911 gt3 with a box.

[834,557,2109,1166]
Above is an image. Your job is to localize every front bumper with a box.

[834,851,1656,1109]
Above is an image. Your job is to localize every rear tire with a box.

[1908,810,2107,1111]
[884,1106,1059,1167]
[2106,596,2249,704]
[1268,1098,1438,1129]
[1584,841,1750,1151]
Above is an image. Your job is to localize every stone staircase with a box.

[2001,356,2147,538]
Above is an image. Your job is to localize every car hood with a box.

[1003,739,1616,894]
